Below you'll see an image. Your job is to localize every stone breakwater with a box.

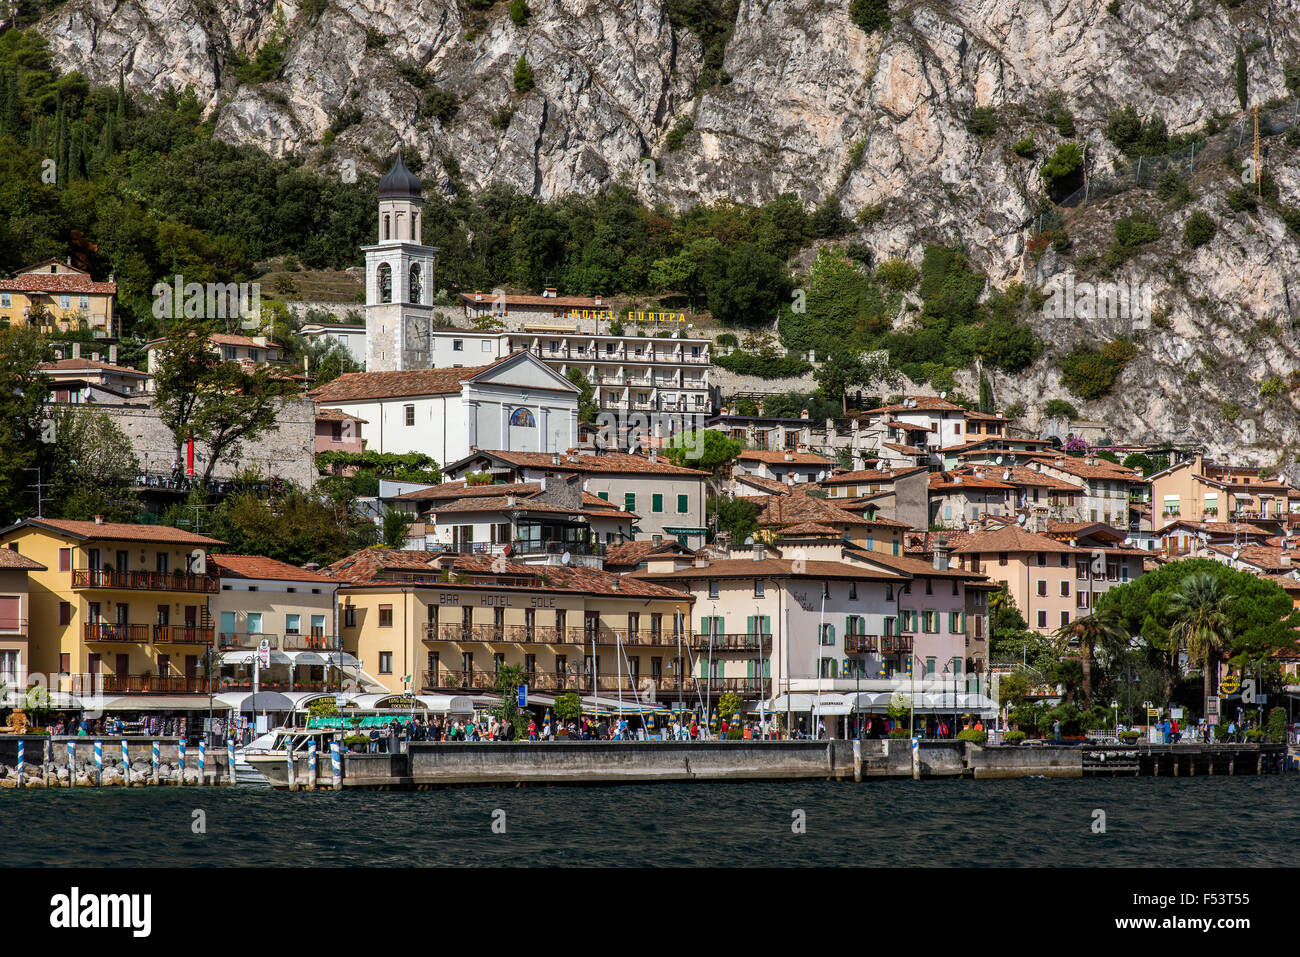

[0,736,235,787]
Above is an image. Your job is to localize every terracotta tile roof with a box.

[210,554,336,582]
[1047,521,1124,537]
[39,358,146,377]
[603,540,694,569]
[397,481,540,502]
[307,364,495,402]
[460,291,606,309]
[775,522,842,536]
[963,410,1010,422]
[820,467,924,485]
[316,408,369,423]
[634,558,906,582]
[880,420,934,432]
[848,549,985,579]
[582,491,621,509]
[1159,520,1273,537]
[865,397,966,414]
[462,449,709,476]
[755,491,869,528]
[734,474,792,495]
[326,548,687,598]
[950,526,1081,554]
[1026,455,1144,481]
[882,442,927,456]
[0,273,116,294]
[144,332,283,351]
[1205,543,1296,572]
[929,473,1013,491]
[7,518,224,546]
[737,449,834,465]
[0,548,46,570]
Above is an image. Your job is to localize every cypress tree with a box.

[1236,47,1248,110]
[116,66,127,127]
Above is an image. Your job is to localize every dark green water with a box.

[3,777,1297,867]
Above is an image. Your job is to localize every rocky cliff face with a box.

[36,0,1300,464]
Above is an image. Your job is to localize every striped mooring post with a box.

[330,740,342,791]
[227,737,236,786]
[93,740,103,786]
[65,740,74,788]
[307,738,317,791]
[198,739,207,785]
[151,740,160,786]
[177,740,187,786]
[122,739,131,787]
[16,739,23,788]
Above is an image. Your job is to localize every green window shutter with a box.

[892,540,900,556]
[677,494,688,513]
[746,659,755,678]
[718,617,725,634]
[761,616,770,634]
[700,617,707,635]
[652,493,663,513]
[624,492,636,511]
[746,615,754,635]
[700,657,707,677]
[763,660,771,678]
[597,491,609,501]
[845,616,852,637]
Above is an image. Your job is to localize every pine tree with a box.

[116,66,127,128]
[513,55,535,94]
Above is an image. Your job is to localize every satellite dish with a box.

[1017,514,1027,525]
[561,551,572,566]
[1123,537,1133,546]
[995,456,1004,465]
[744,536,755,545]
[1231,550,1240,561]
[1002,469,1011,480]
[940,391,948,399]
[1291,569,1299,581]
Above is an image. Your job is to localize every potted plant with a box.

[344,735,369,753]
[1003,730,1027,745]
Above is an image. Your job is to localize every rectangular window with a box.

[1060,610,1070,627]
[708,580,719,599]
[1060,580,1070,597]
[79,294,89,310]
[1037,610,1047,629]
[379,652,393,674]
[652,493,663,513]
[59,548,71,572]
[453,339,464,351]
[404,404,415,426]
[58,601,71,626]
[598,491,609,501]
[344,606,356,628]
[849,582,857,600]
[754,579,764,597]
[1036,580,1047,597]
[285,614,301,634]
[677,494,688,513]
[624,492,636,512]
[379,604,394,627]
[60,293,70,309]
[949,611,963,633]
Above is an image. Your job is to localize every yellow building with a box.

[0,547,46,691]
[0,518,224,695]
[0,259,117,338]
[1148,454,1299,527]
[328,549,697,702]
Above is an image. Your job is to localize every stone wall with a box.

[95,397,317,489]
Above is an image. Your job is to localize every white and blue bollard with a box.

[16,739,24,789]
[93,739,103,786]
[151,740,160,786]
[66,740,74,787]
[177,740,186,786]
[227,737,236,786]
[198,739,207,785]
[307,738,317,790]
[330,740,342,790]
[121,739,131,787]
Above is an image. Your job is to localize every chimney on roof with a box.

[784,452,793,462]
[543,287,557,298]
[800,409,809,419]
[72,342,81,359]
[474,290,484,302]
[303,562,321,571]
[752,542,765,561]
[612,576,621,591]
[108,345,117,365]
[933,535,950,571]
[1282,554,1292,568]
[94,515,104,525]
[693,557,710,568]
[593,294,602,306]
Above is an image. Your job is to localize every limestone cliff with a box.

[35,0,1300,464]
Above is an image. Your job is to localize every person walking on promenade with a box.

[528,718,538,741]
[1052,719,1061,743]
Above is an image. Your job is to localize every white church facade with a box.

[307,351,581,465]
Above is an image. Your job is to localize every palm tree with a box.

[1166,572,1233,715]
[1052,607,1128,708]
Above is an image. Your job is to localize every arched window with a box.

[409,263,422,304]
[509,408,536,428]
[378,263,392,303]
[411,212,420,241]
[383,214,391,241]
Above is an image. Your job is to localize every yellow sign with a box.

[564,309,614,320]
[627,310,686,323]
[1220,674,1240,695]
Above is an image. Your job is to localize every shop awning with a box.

[100,695,232,711]
[216,691,296,712]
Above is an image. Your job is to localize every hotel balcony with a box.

[421,669,771,698]
[424,624,695,647]
[281,633,342,651]
[84,622,151,643]
[845,634,880,653]
[153,624,215,644]
[879,635,914,654]
[686,632,773,652]
[72,568,219,594]
[91,674,210,694]
[217,632,280,651]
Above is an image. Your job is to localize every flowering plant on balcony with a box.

[1062,436,1090,456]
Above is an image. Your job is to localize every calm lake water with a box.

[3,777,1298,867]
